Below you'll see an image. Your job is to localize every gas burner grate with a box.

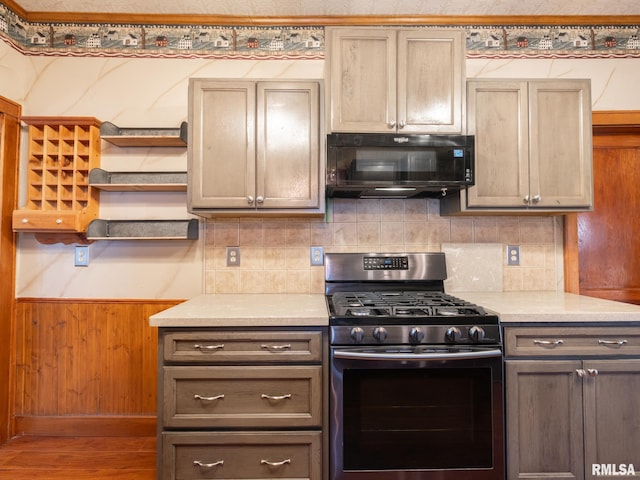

[330,291,487,318]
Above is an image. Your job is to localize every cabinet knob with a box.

[387,120,396,129]
[523,195,530,204]
[56,218,62,224]
[587,368,599,377]
[576,368,586,377]
[247,196,254,204]
[256,196,264,204]
[532,194,542,204]
[398,121,406,129]
[21,218,29,224]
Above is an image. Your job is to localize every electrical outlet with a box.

[226,247,240,267]
[507,245,520,266]
[310,246,324,266]
[74,245,89,267]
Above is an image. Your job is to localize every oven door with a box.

[330,346,504,480]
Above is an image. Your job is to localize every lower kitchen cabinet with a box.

[157,327,328,480]
[504,326,640,480]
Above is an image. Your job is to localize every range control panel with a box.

[363,256,409,270]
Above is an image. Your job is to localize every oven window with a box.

[342,368,494,470]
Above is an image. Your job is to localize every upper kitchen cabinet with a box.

[188,79,324,216]
[441,79,593,214]
[326,27,465,134]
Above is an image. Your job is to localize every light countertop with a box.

[149,291,640,328]
[149,294,329,327]
[457,291,640,324]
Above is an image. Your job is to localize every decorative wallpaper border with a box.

[1,3,640,59]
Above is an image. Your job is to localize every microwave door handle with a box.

[333,348,502,361]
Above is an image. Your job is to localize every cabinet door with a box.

[257,82,320,209]
[188,79,256,209]
[529,80,593,208]
[505,360,584,480]
[327,28,396,133]
[397,30,464,133]
[465,80,530,208]
[583,360,640,479]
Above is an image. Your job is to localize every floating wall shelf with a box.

[86,219,199,240]
[100,121,188,147]
[89,168,187,191]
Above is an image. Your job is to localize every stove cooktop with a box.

[329,291,490,319]
[324,253,501,345]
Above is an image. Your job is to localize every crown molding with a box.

[2,0,640,27]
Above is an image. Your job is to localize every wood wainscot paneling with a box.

[13,299,182,436]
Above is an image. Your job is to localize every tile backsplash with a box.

[203,198,563,294]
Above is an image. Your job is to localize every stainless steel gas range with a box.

[325,252,505,480]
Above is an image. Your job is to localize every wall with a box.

[3,39,640,298]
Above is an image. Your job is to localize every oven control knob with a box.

[409,327,425,344]
[468,326,486,342]
[445,327,462,343]
[372,327,388,342]
[350,327,365,344]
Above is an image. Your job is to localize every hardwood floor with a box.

[0,435,156,479]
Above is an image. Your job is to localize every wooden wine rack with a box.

[12,117,101,240]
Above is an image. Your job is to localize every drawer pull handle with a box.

[587,368,599,377]
[598,339,628,347]
[193,344,225,351]
[261,458,291,467]
[194,394,225,402]
[194,460,224,468]
[533,339,564,347]
[261,394,292,401]
[261,344,292,351]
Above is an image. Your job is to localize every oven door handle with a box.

[332,348,502,361]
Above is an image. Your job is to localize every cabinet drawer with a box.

[162,431,321,480]
[163,330,323,363]
[163,365,322,428]
[12,210,82,232]
[504,327,640,357]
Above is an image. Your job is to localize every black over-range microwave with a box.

[326,133,475,199]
